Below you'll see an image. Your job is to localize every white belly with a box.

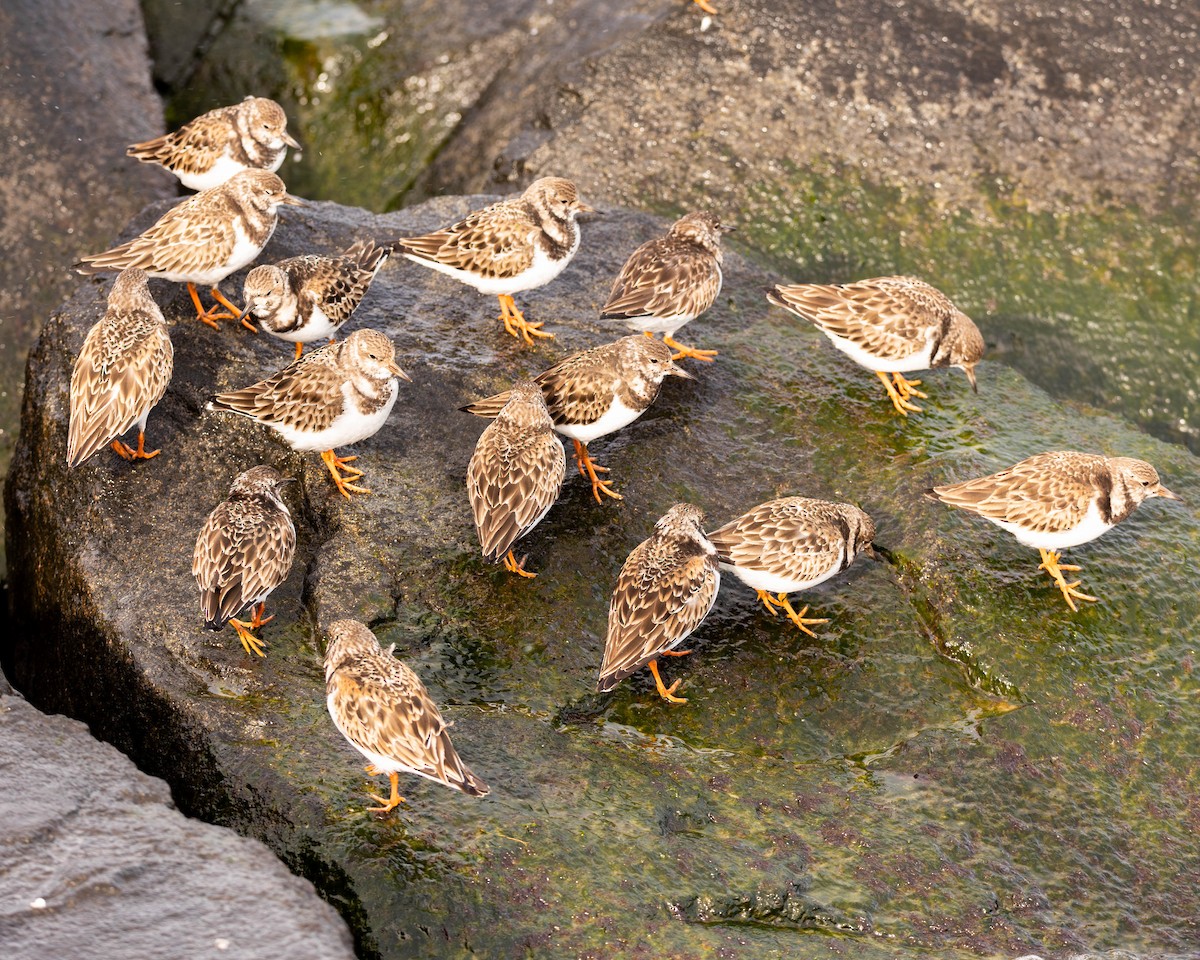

[820,329,934,374]
[178,153,252,192]
[553,393,644,444]
[718,560,841,596]
[405,231,579,297]
[622,312,695,336]
[989,500,1114,551]
[270,303,338,344]
[271,380,398,452]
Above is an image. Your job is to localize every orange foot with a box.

[367,770,407,814]
[663,333,718,363]
[755,590,829,637]
[1037,548,1098,612]
[692,0,717,13]
[320,449,370,498]
[229,618,267,657]
[498,294,554,345]
[876,370,924,416]
[648,659,687,703]
[502,549,537,579]
[572,439,622,504]
[111,430,160,462]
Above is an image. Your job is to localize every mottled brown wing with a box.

[930,452,1101,534]
[328,659,487,795]
[396,200,537,280]
[127,108,236,177]
[467,423,565,560]
[535,346,621,426]
[209,344,345,433]
[191,499,296,627]
[67,310,173,467]
[294,240,388,324]
[770,277,946,361]
[76,190,239,277]
[601,237,721,321]
[598,538,720,689]
[708,499,844,583]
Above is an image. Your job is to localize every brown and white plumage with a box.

[598,503,720,703]
[768,276,984,415]
[601,211,729,361]
[927,451,1182,611]
[708,497,876,634]
[208,328,408,498]
[461,335,692,503]
[192,466,296,657]
[127,96,300,192]
[324,618,489,812]
[77,170,304,328]
[67,268,174,468]
[243,238,390,358]
[466,380,565,577]
[393,177,594,344]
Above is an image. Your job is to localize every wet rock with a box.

[5,193,1199,957]
[0,0,174,569]
[0,691,355,959]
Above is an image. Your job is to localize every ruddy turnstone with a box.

[324,619,489,813]
[67,268,174,467]
[209,328,408,498]
[466,380,566,578]
[243,238,390,359]
[392,177,594,345]
[192,466,296,657]
[926,451,1182,611]
[767,276,984,416]
[461,335,692,504]
[127,96,300,192]
[597,503,720,703]
[600,211,730,362]
[708,497,876,635]
[77,169,304,329]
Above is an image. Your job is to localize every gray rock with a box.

[6,193,1200,957]
[0,0,175,572]
[0,692,355,959]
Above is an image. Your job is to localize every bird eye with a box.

[650,358,659,364]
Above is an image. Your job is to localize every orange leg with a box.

[876,370,923,416]
[111,430,161,462]
[571,439,622,504]
[692,0,717,13]
[663,333,718,363]
[186,283,232,328]
[320,449,370,498]
[647,659,687,703]
[1037,548,1098,612]
[228,619,267,657]
[247,602,274,630]
[294,342,304,360]
[367,770,406,813]
[502,549,537,579]
[210,286,256,332]
[497,294,554,345]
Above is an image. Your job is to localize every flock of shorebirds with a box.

[65,96,1182,812]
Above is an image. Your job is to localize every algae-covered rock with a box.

[5,194,1199,958]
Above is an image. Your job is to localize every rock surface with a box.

[5,193,1199,958]
[0,0,175,570]
[0,690,355,959]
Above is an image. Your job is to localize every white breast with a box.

[552,392,644,445]
[989,499,1115,551]
[178,153,251,192]
[819,328,935,374]
[271,380,398,452]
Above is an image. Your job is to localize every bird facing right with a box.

[767,276,983,416]
[600,211,730,362]
[126,96,300,192]
[708,497,877,635]
[192,466,296,657]
[598,503,721,704]
[466,380,566,578]
[76,169,304,328]
[324,619,490,813]
[461,335,693,504]
[926,451,1183,611]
